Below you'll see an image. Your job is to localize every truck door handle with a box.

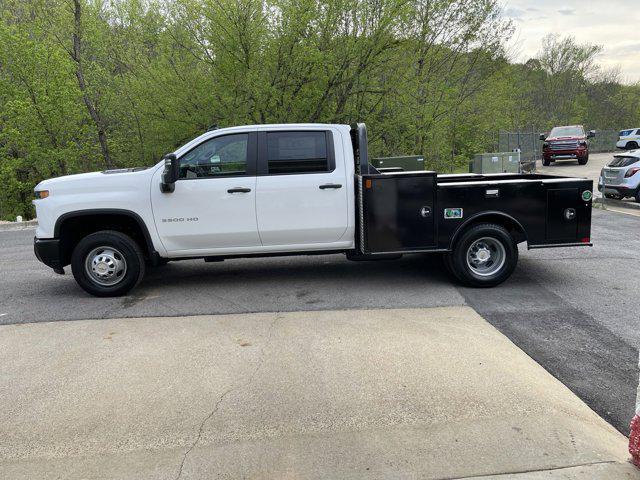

[227,187,251,193]
[319,183,342,190]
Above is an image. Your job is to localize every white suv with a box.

[616,129,640,150]
[598,151,640,202]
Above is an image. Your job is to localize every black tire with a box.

[627,142,639,150]
[635,189,640,203]
[578,154,588,165]
[71,230,146,297]
[542,158,550,166]
[448,223,518,288]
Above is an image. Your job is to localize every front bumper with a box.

[34,237,63,270]
[543,149,587,160]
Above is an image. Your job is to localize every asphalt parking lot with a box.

[1,208,639,436]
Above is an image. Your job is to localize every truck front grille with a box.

[549,141,579,151]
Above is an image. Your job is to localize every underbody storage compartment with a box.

[436,174,593,248]
[545,185,592,244]
[358,171,437,253]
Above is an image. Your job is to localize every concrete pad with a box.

[0,307,635,479]
[473,462,640,479]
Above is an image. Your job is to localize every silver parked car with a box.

[598,150,640,202]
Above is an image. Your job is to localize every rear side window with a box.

[608,156,640,168]
[266,131,331,174]
[620,130,633,137]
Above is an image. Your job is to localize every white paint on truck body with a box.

[33,123,355,259]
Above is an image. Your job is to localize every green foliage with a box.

[0,1,639,219]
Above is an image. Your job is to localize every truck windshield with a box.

[549,126,584,137]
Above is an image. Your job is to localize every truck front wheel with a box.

[71,230,146,297]
[446,223,518,287]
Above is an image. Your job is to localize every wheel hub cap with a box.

[85,247,127,286]
[476,248,491,263]
[466,237,507,277]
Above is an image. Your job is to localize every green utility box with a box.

[372,155,425,172]
[471,152,521,174]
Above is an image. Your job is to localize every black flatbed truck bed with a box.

[350,124,593,286]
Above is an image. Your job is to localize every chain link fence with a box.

[498,129,619,161]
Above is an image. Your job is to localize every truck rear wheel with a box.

[71,230,146,297]
[446,223,518,287]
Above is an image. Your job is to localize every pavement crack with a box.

[173,312,282,480]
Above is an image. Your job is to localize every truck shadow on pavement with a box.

[136,253,458,312]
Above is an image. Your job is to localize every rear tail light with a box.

[625,167,640,178]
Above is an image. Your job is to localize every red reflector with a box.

[580,237,590,243]
[365,179,372,189]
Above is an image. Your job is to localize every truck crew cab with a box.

[33,123,594,297]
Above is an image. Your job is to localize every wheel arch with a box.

[55,209,157,266]
[448,211,527,250]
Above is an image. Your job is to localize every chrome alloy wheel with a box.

[465,237,506,277]
[84,246,127,286]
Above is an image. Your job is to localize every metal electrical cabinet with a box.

[471,152,521,174]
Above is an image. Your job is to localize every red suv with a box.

[540,125,595,166]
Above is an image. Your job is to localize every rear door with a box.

[255,129,349,246]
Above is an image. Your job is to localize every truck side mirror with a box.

[160,153,179,193]
[587,130,596,138]
[539,133,546,141]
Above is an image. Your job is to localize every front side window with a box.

[179,134,248,179]
[267,131,330,174]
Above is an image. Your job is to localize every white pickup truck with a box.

[34,123,593,296]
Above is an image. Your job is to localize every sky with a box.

[502,0,640,84]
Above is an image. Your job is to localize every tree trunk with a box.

[71,0,113,169]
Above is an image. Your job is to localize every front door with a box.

[151,132,260,254]
[255,129,349,246]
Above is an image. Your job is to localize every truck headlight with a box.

[34,190,49,199]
